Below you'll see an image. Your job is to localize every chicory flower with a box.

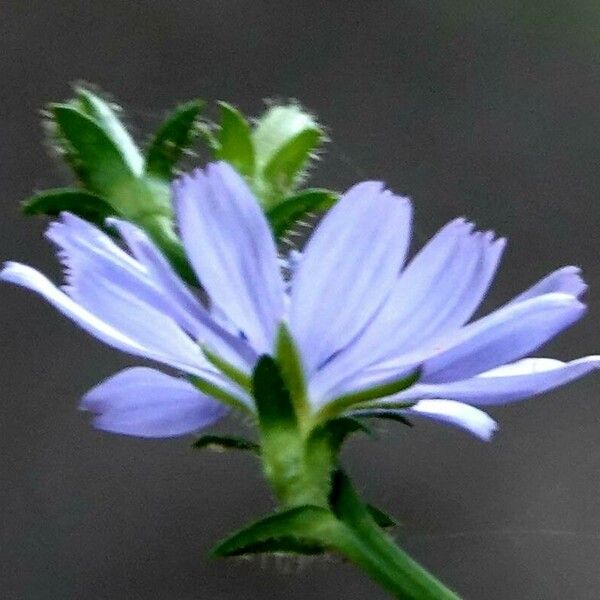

[2,161,597,440]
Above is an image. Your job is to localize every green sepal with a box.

[352,409,414,428]
[315,368,421,424]
[201,345,252,392]
[274,323,309,423]
[367,504,398,529]
[145,100,204,179]
[267,188,337,237]
[188,375,253,417]
[21,188,117,225]
[308,417,372,457]
[211,505,335,557]
[214,102,255,177]
[252,355,298,431]
[261,127,322,202]
[49,104,135,198]
[74,88,144,175]
[252,357,331,507]
[192,434,259,454]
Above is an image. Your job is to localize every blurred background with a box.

[2,2,600,598]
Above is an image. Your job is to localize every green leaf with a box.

[50,104,135,197]
[262,127,322,200]
[328,469,371,522]
[215,102,255,177]
[367,504,398,529]
[75,88,144,176]
[192,434,259,453]
[267,188,337,237]
[211,505,336,557]
[145,100,204,179]
[252,356,298,431]
[22,188,116,225]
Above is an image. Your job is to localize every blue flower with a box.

[3,162,597,440]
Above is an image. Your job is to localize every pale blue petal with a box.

[1,262,148,355]
[66,272,208,374]
[425,232,505,335]
[405,400,498,441]
[392,356,600,406]
[81,367,227,438]
[46,213,158,306]
[507,266,587,306]
[1,262,207,376]
[107,218,257,369]
[174,162,285,353]
[309,219,502,400]
[290,182,412,375]
[371,228,505,357]
[46,213,210,348]
[423,293,587,383]
[328,292,587,401]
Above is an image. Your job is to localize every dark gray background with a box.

[2,2,600,598]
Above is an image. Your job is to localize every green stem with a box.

[328,472,461,600]
[337,520,460,599]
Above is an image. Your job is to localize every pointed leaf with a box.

[262,127,322,200]
[329,470,399,528]
[328,469,372,523]
[367,504,398,529]
[50,104,135,196]
[75,88,144,175]
[22,188,116,225]
[267,188,337,237]
[211,505,335,557]
[192,434,259,453]
[145,100,203,179]
[215,102,255,177]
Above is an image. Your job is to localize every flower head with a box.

[3,162,598,440]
